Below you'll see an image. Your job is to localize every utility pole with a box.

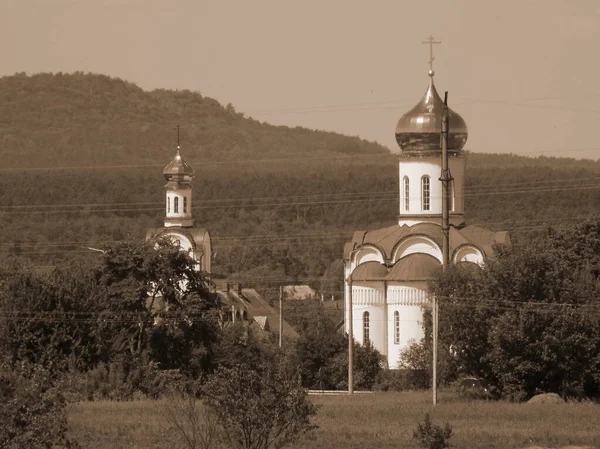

[434,90,452,406]
[279,285,283,348]
[348,280,354,395]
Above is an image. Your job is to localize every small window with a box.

[167,197,170,214]
[394,311,400,344]
[422,176,430,211]
[174,197,179,213]
[183,196,188,213]
[403,176,410,211]
[363,311,370,345]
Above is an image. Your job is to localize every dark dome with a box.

[395,72,468,155]
[163,148,194,180]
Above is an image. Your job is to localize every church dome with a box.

[395,71,468,155]
[163,148,194,180]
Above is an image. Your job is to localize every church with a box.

[146,143,212,272]
[343,64,509,369]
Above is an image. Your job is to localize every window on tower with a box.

[403,176,410,211]
[174,197,179,213]
[167,197,170,214]
[422,176,431,211]
[363,311,370,345]
[183,196,188,213]
[394,311,400,344]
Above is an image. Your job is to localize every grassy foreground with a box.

[67,391,600,449]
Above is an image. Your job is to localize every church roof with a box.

[395,72,468,155]
[386,253,440,281]
[349,261,389,281]
[343,223,508,262]
[163,149,194,179]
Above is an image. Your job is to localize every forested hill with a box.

[0,72,388,169]
[1,72,600,296]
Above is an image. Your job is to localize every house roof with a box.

[241,288,299,339]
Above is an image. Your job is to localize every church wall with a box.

[386,282,429,368]
[350,281,386,355]
[386,304,425,369]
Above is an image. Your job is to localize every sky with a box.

[2,0,600,160]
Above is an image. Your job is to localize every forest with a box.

[1,72,600,299]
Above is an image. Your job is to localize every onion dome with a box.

[163,148,194,180]
[395,71,468,155]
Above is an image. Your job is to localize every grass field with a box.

[67,391,600,449]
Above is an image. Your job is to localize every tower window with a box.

[174,197,179,214]
[183,196,188,213]
[422,176,431,211]
[363,311,370,345]
[167,197,170,214]
[403,176,410,211]
[394,311,400,344]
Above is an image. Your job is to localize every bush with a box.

[413,413,453,449]
[202,364,318,449]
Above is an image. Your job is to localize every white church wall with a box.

[386,282,429,368]
[350,282,386,355]
[386,304,425,369]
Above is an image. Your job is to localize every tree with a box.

[0,362,80,449]
[97,238,219,374]
[426,219,600,399]
[0,262,104,373]
[202,364,318,449]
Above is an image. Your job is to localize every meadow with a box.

[67,391,600,449]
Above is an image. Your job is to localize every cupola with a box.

[395,71,468,155]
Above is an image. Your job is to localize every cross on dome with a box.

[421,34,442,76]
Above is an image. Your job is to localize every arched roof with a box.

[386,253,441,281]
[344,223,508,263]
[348,261,389,282]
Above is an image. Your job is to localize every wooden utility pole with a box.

[279,285,283,348]
[434,91,452,406]
[348,280,354,395]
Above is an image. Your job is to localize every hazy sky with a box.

[2,0,600,160]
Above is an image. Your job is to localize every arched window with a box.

[183,196,188,213]
[363,311,370,345]
[403,176,410,211]
[167,197,170,214]
[394,311,400,344]
[421,176,431,211]
[174,197,179,213]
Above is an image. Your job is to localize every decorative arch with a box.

[392,235,442,264]
[452,244,484,265]
[351,245,385,268]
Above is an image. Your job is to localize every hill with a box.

[1,72,599,298]
[0,72,388,169]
